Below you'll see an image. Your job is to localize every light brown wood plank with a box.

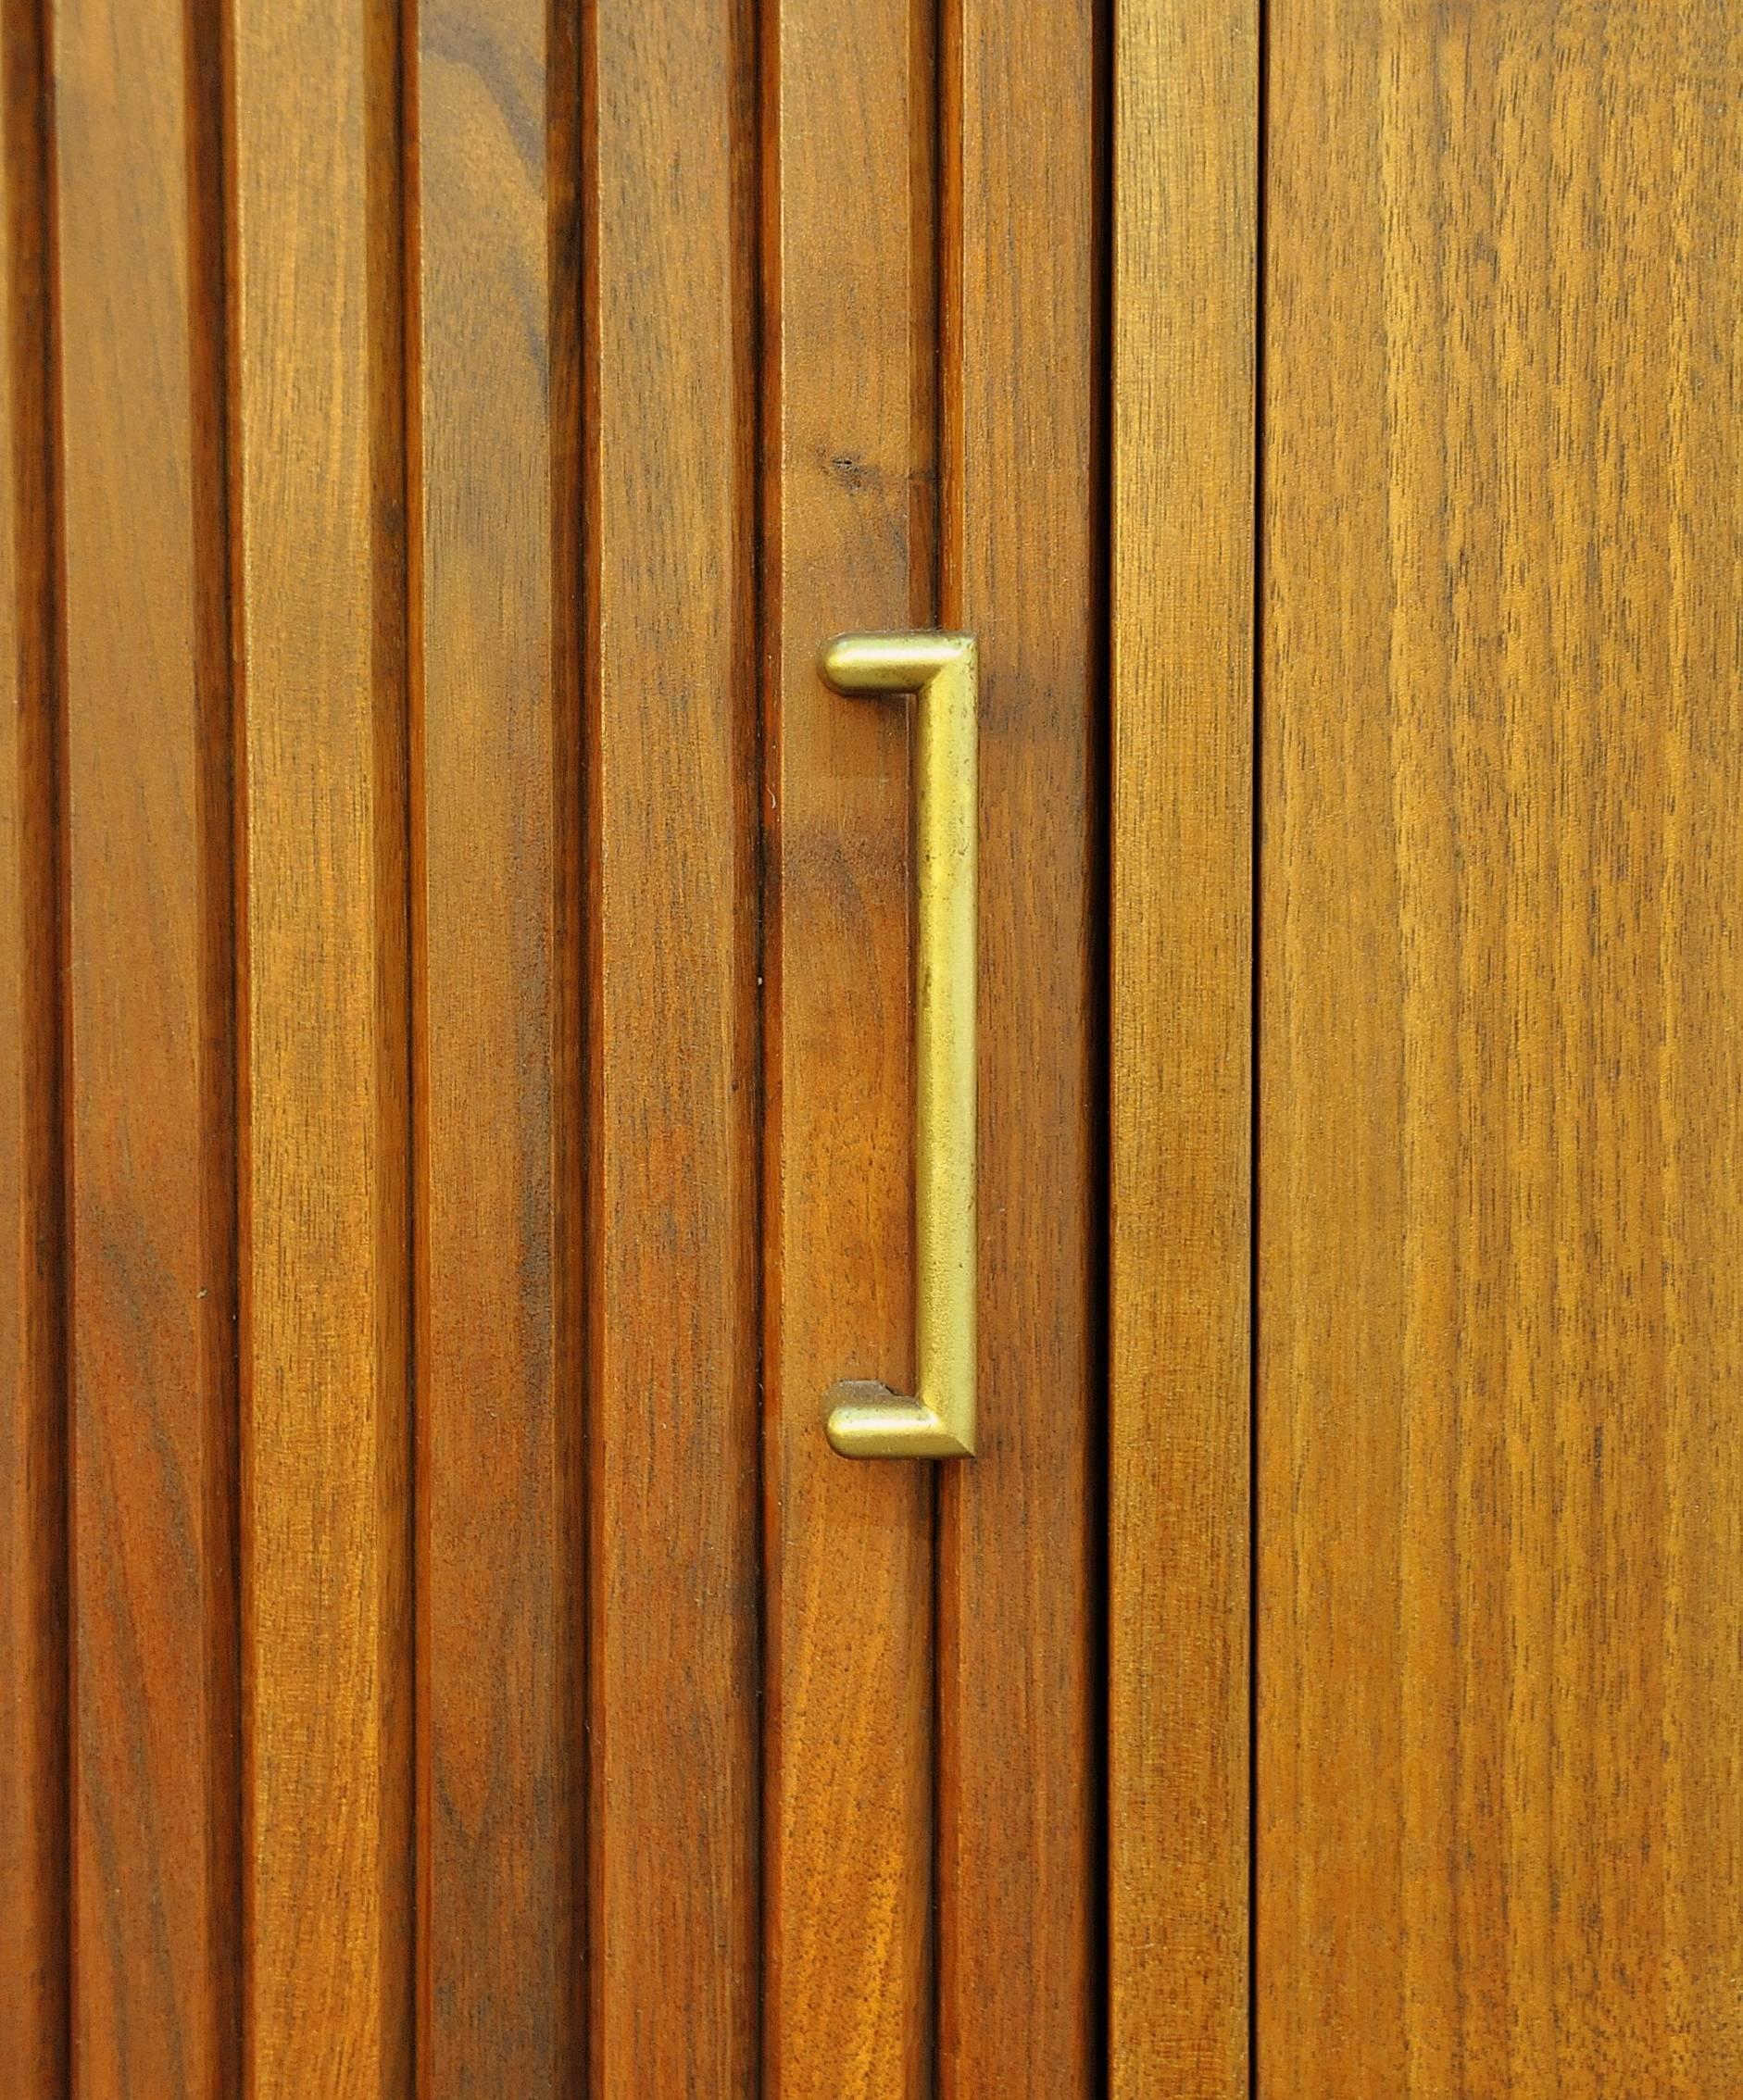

[759,0,936,2091]
[583,1,759,2089]
[54,0,239,2085]
[1109,4,1256,2093]
[230,0,413,2086]
[1260,2,1743,2090]
[934,0,1099,2088]
[0,3,67,2088]
[762,0,934,2092]
[410,0,581,2086]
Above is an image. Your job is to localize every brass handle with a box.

[821,631,977,1458]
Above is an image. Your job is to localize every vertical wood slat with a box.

[1109,0,1257,2094]
[1260,3,1743,2090]
[53,0,240,2085]
[230,0,413,2087]
[409,0,582,2087]
[583,0,761,2090]
[934,0,1099,2086]
[762,0,933,2091]
[0,2,68,2089]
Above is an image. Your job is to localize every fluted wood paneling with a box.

[3,4,1111,2092]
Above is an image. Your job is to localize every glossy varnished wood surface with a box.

[762,0,933,2090]
[54,0,239,2086]
[231,0,413,2085]
[3,1,1120,2087]
[584,0,760,2089]
[410,0,582,2086]
[1109,3,1255,2094]
[1260,1,1743,2089]
[0,4,67,2088]
[934,0,1099,2088]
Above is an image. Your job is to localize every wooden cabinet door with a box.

[1257,5,1743,2086]
[0,0,1099,2094]
[1111,1,1743,2094]
[18,0,1737,2093]
[1252,0,1742,2092]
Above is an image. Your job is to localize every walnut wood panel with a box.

[934,0,1099,2088]
[1260,2,1743,2090]
[409,0,582,2087]
[230,0,414,2086]
[583,1,760,2091]
[3,4,1136,2088]
[1109,2,1256,2094]
[54,0,239,2086]
[762,0,934,2092]
[0,4,67,2089]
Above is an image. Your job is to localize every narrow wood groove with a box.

[547,4,585,2087]
[400,0,430,2074]
[217,0,251,2081]
[216,5,254,2088]
[187,0,244,2073]
[737,0,770,2083]
[373,0,416,2073]
[1248,4,1269,2086]
[578,0,603,2076]
[576,4,601,2095]
[1088,0,1115,2087]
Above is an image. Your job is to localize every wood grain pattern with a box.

[410,0,581,2086]
[0,2,67,2088]
[6,6,1138,2085]
[1260,1,1743,2089]
[934,0,1099,2088]
[762,0,934,2091]
[54,0,239,2085]
[230,0,413,2086]
[583,0,760,2089]
[1108,2,1256,2094]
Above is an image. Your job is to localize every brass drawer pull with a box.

[821,631,978,1459]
